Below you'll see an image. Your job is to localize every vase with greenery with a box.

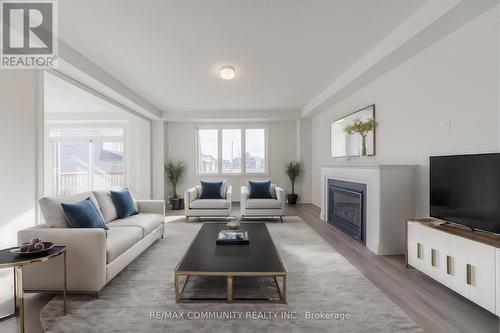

[285,162,301,205]
[165,161,185,210]
[344,117,377,156]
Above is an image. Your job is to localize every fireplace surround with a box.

[320,165,416,255]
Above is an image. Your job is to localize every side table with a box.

[0,246,67,333]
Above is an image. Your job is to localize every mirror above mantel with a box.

[330,104,376,158]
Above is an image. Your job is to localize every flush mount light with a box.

[219,66,236,80]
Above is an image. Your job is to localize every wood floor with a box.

[0,203,498,333]
[288,204,499,333]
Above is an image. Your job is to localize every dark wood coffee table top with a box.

[176,223,286,275]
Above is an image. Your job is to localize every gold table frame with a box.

[174,271,287,303]
[0,247,67,333]
[175,224,287,304]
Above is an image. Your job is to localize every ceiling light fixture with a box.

[219,66,236,80]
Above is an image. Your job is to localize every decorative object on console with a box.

[331,104,376,158]
[61,197,109,229]
[110,189,139,219]
[165,161,185,210]
[285,161,301,205]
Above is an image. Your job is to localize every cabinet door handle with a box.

[417,243,422,259]
[466,264,472,285]
[431,249,437,267]
[446,255,452,275]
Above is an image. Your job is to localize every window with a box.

[197,127,267,174]
[222,129,241,173]
[198,129,218,174]
[50,128,125,195]
[245,129,266,173]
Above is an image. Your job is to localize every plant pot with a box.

[287,193,298,205]
[169,198,184,210]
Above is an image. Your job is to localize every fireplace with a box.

[328,179,366,245]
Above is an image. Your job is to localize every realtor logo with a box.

[1,0,57,68]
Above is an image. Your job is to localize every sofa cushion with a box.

[106,227,143,264]
[110,189,139,219]
[199,180,223,199]
[248,180,273,199]
[246,199,281,209]
[93,191,118,223]
[190,199,230,209]
[39,192,104,228]
[61,197,108,230]
[107,213,163,237]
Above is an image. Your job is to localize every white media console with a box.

[406,219,500,315]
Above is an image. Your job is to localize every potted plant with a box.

[165,161,185,210]
[344,117,377,156]
[285,162,301,205]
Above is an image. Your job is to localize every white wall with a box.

[165,121,297,201]
[311,6,499,217]
[0,70,38,312]
[296,118,312,203]
[127,119,152,199]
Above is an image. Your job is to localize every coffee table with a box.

[175,222,287,303]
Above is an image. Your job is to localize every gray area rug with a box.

[40,217,421,332]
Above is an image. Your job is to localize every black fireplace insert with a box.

[327,179,366,245]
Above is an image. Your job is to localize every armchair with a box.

[184,185,232,221]
[240,184,286,222]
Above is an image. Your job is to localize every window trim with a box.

[195,125,269,176]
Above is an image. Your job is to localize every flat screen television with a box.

[430,153,500,234]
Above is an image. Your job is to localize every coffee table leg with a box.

[63,250,67,315]
[174,273,180,303]
[227,276,233,302]
[13,267,17,315]
[14,266,24,333]
[282,275,287,304]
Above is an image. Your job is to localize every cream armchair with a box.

[184,185,232,221]
[240,184,286,222]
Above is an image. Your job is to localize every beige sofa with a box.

[17,191,165,294]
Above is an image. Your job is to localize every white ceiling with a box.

[58,0,426,113]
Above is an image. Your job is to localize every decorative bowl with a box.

[226,219,240,230]
[10,242,54,256]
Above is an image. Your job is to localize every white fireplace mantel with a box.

[320,164,416,255]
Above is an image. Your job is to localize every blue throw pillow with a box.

[110,189,139,219]
[199,181,223,199]
[248,180,273,199]
[61,197,108,230]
